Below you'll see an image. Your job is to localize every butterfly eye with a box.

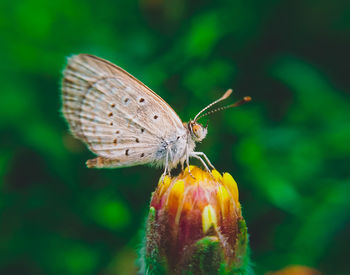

[192,124,201,133]
[191,123,202,138]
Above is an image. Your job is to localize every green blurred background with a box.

[1,0,349,274]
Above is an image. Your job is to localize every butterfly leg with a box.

[190,153,210,172]
[193,152,215,170]
[185,145,195,179]
[167,148,174,175]
[161,150,170,181]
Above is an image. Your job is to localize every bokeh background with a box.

[1,0,349,274]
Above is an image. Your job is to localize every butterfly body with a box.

[62,54,212,174]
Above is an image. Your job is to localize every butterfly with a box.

[61,54,250,176]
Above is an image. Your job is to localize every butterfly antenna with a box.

[196,96,251,121]
[194,89,233,121]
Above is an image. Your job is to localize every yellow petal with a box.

[223,172,239,206]
[167,180,185,216]
[170,180,184,197]
[184,165,196,175]
[158,175,171,199]
[217,185,230,202]
[202,205,217,233]
[211,169,223,182]
[216,185,230,215]
[182,165,207,183]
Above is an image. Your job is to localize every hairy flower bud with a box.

[140,166,250,274]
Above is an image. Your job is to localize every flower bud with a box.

[140,166,250,274]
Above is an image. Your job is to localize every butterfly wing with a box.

[62,54,186,168]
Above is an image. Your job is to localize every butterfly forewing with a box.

[62,54,185,167]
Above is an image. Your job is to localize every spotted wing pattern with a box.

[62,54,186,168]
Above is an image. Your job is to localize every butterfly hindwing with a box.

[62,54,186,168]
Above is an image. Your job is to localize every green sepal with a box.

[181,233,225,275]
[139,207,168,275]
[227,219,253,275]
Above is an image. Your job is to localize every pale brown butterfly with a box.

[61,54,251,176]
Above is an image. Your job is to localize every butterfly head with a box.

[188,121,208,142]
[188,90,251,143]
